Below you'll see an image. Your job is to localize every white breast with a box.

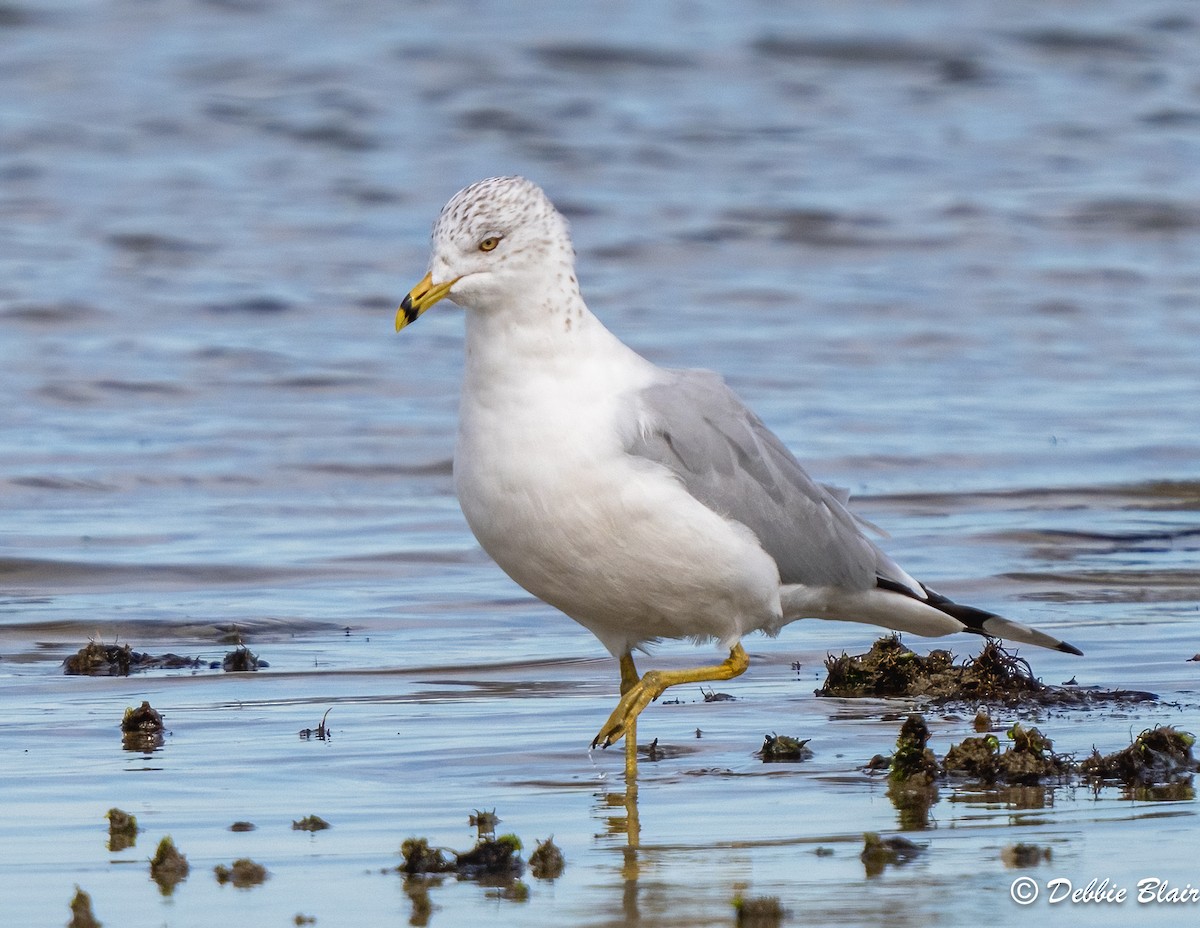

[453,310,783,656]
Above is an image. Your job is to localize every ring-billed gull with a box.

[396,176,1081,769]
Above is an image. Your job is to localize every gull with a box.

[396,176,1081,773]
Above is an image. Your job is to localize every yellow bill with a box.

[396,272,459,332]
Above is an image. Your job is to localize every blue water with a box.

[2,2,1199,926]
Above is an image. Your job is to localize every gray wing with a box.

[626,369,916,594]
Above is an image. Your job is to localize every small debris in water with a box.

[293,915,316,926]
[222,645,262,672]
[214,858,269,888]
[865,753,891,771]
[528,837,565,880]
[292,815,331,832]
[105,808,138,852]
[1080,726,1198,786]
[469,809,499,839]
[861,832,925,877]
[757,733,813,762]
[1002,843,1053,868]
[299,708,332,741]
[149,836,189,895]
[67,886,101,928]
[700,686,735,702]
[732,893,786,926]
[229,821,256,832]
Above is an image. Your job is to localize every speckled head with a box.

[396,176,578,329]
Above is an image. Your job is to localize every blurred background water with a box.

[2,2,1199,926]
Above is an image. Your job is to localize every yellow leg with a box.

[619,653,640,695]
[592,644,749,750]
[619,653,641,784]
[624,715,639,786]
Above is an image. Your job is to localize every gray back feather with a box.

[627,370,913,594]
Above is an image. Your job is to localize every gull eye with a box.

[478,236,501,252]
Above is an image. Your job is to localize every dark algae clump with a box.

[292,815,331,832]
[400,838,455,875]
[818,635,1156,706]
[214,858,269,888]
[732,893,786,927]
[861,832,925,878]
[1081,726,1198,787]
[456,834,524,879]
[222,645,261,672]
[528,837,565,880]
[944,723,1070,785]
[105,808,138,852]
[149,836,189,895]
[398,810,551,922]
[757,733,813,762]
[886,714,941,828]
[121,701,165,751]
[64,641,201,675]
[67,886,101,928]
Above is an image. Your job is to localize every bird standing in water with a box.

[396,176,1081,777]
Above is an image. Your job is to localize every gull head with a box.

[397,176,576,330]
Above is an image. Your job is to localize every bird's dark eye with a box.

[479,236,501,252]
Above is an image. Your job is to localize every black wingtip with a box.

[1057,641,1084,656]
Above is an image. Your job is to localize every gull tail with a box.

[877,579,1083,656]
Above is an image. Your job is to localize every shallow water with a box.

[2,1,1200,925]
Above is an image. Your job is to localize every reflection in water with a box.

[594,731,643,926]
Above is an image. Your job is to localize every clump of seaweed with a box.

[1002,843,1053,868]
[528,837,565,880]
[456,834,524,880]
[1080,726,1198,787]
[64,641,201,676]
[886,714,941,828]
[149,836,189,895]
[889,714,941,784]
[944,723,1070,786]
[818,635,1156,707]
[214,858,269,888]
[400,838,455,875]
[106,808,138,852]
[732,893,786,927]
[222,645,261,672]
[121,701,163,734]
[861,832,925,878]
[757,733,813,762]
[68,886,101,928]
[121,701,165,752]
[229,821,256,832]
[292,815,330,832]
